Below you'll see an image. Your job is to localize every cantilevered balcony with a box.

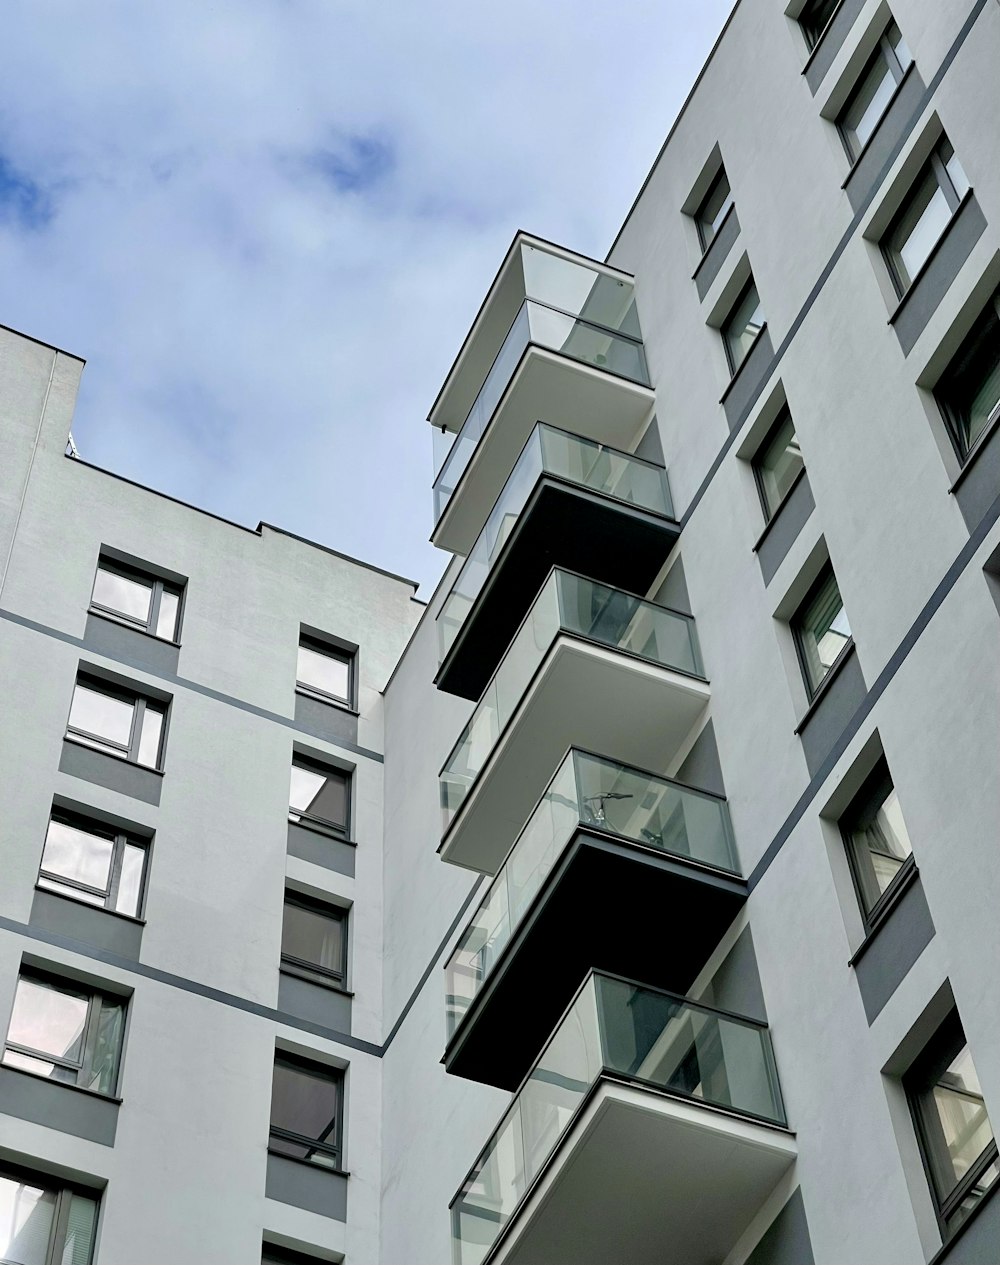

[451,972,794,1265]
[443,750,745,1090]
[436,424,678,699]
[429,236,654,555]
[439,570,710,874]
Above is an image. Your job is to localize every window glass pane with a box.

[282,901,345,977]
[289,762,349,830]
[801,0,839,47]
[297,644,351,702]
[945,147,970,201]
[136,706,164,768]
[724,283,764,372]
[846,774,913,913]
[939,303,1000,455]
[86,997,125,1095]
[841,51,895,158]
[270,1058,341,1164]
[62,1194,98,1265]
[155,590,180,641]
[8,978,89,1066]
[698,172,732,249]
[797,569,851,692]
[890,170,951,289]
[69,684,134,748]
[37,878,105,908]
[92,567,152,624]
[40,820,113,894]
[115,844,145,918]
[0,1172,56,1265]
[927,1045,996,1199]
[888,23,913,70]
[755,411,804,518]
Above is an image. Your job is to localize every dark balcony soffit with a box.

[435,478,679,701]
[443,829,746,1091]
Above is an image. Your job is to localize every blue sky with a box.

[0,0,732,595]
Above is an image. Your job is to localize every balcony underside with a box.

[437,481,679,700]
[440,638,710,874]
[432,348,655,556]
[483,1082,796,1265]
[445,832,746,1091]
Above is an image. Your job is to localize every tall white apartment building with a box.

[2,0,1000,1262]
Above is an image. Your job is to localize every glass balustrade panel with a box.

[521,245,642,338]
[526,303,649,386]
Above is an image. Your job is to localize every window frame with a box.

[722,277,765,377]
[752,405,806,523]
[90,555,184,643]
[799,0,843,52]
[836,23,913,164]
[288,754,352,839]
[3,968,127,1098]
[695,168,734,254]
[268,1051,345,1172]
[839,759,915,932]
[935,289,1000,465]
[791,564,853,699]
[0,1160,100,1265]
[881,139,970,298]
[66,673,168,770]
[38,809,150,920]
[280,891,349,990]
[295,635,356,709]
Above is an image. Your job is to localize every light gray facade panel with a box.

[722,328,776,433]
[955,432,1000,534]
[286,822,356,876]
[698,926,766,1023]
[58,739,164,805]
[277,971,353,1033]
[0,1065,119,1146]
[674,719,726,797]
[854,874,936,1023]
[804,0,868,96]
[746,1188,815,1265]
[83,611,181,677]
[292,691,360,747]
[843,68,927,215]
[29,888,144,959]
[694,206,740,300]
[796,648,867,777]
[265,1153,348,1222]
[756,472,816,586]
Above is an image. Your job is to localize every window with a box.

[753,407,805,521]
[289,756,350,837]
[840,759,914,925]
[792,565,852,696]
[838,23,913,162]
[882,139,970,295]
[0,1163,99,1265]
[269,1053,344,1170]
[38,810,148,919]
[3,970,126,1096]
[66,674,167,769]
[799,0,841,50]
[935,289,1000,462]
[281,893,347,989]
[907,1012,999,1237]
[91,556,182,642]
[296,637,354,707]
[723,279,765,375]
[696,168,733,253]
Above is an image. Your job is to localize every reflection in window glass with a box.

[68,684,134,750]
[136,706,164,768]
[723,281,764,374]
[842,762,913,918]
[794,567,851,695]
[0,1170,98,1265]
[936,292,1000,459]
[799,0,840,50]
[269,1055,343,1168]
[289,759,350,834]
[884,139,970,294]
[66,678,166,768]
[156,589,181,641]
[297,642,352,704]
[40,819,113,893]
[696,169,733,252]
[839,24,912,162]
[282,896,346,984]
[92,567,152,624]
[38,814,148,918]
[91,559,183,642]
[754,408,804,520]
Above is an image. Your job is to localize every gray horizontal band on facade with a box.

[0,606,385,765]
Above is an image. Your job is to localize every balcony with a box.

[436,424,678,700]
[444,750,745,1089]
[451,972,794,1265]
[439,570,710,874]
[429,237,654,556]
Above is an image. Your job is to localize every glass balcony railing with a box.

[445,750,737,1037]
[437,425,673,661]
[432,300,650,524]
[439,571,703,833]
[451,971,786,1265]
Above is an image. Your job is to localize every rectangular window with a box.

[0,1164,99,1265]
[3,970,127,1096]
[38,810,148,919]
[907,1012,999,1237]
[753,406,805,521]
[269,1052,344,1170]
[723,279,765,375]
[882,139,970,295]
[296,637,354,707]
[792,565,852,696]
[91,556,183,642]
[840,758,914,925]
[281,892,347,988]
[695,168,733,253]
[66,674,167,769]
[799,0,841,50]
[289,756,350,837]
[838,23,913,162]
[935,289,1000,462]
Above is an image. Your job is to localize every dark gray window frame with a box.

[752,404,806,523]
[289,754,352,839]
[90,555,184,643]
[836,22,913,164]
[839,758,916,934]
[0,1160,100,1265]
[268,1052,346,1173]
[38,809,150,922]
[935,288,1000,466]
[906,1011,999,1240]
[3,968,127,1099]
[722,277,766,378]
[882,140,970,298]
[296,634,357,710]
[695,167,734,254]
[66,673,168,770]
[280,891,349,991]
[799,0,844,52]
[791,564,854,700]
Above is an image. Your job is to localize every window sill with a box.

[719,323,770,406]
[948,406,1000,495]
[0,1061,123,1105]
[847,858,919,966]
[62,735,165,777]
[287,816,357,846]
[294,688,359,717]
[87,607,182,649]
[927,1165,1000,1264]
[266,1146,349,1179]
[887,189,975,326]
[840,61,916,187]
[751,466,808,553]
[33,885,146,927]
[793,639,857,734]
[691,202,738,283]
[279,964,354,997]
[800,0,848,77]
